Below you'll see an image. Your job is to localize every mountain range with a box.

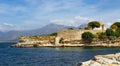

[0,23,87,40]
[0,23,77,40]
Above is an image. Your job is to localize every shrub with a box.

[106,28,115,37]
[82,32,94,44]
[115,28,120,37]
[67,27,73,30]
[48,33,57,36]
[98,32,107,41]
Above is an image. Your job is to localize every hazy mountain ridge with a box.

[0,23,74,40]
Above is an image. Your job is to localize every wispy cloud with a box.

[0,0,120,31]
[50,16,95,26]
[0,23,15,32]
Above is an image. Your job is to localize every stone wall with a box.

[12,29,106,47]
[57,29,105,43]
[57,30,83,41]
[19,30,105,44]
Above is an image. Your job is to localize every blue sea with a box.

[0,42,120,66]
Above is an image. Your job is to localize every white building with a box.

[93,24,107,30]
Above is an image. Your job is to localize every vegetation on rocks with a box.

[81,22,120,44]
[48,32,57,36]
[82,32,94,44]
[97,32,107,41]
[115,28,120,37]
[111,22,120,29]
[67,27,74,30]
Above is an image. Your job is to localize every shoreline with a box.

[11,43,120,48]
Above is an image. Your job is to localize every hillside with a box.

[0,23,73,40]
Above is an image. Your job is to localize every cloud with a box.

[74,16,94,22]
[3,23,14,27]
[50,19,74,26]
[0,0,99,30]
[116,19,120,22]
[0,23,15,32]
[50,16,95,26]
[0,0,120,31]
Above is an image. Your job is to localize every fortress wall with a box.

[57,30,105,41]
[18,30,105,45]
[57,30,84,41]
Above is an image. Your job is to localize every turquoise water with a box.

[0,42,120,66]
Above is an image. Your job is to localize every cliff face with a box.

[76,53,120,66]
[12,36,56,48]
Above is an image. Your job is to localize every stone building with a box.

[13,24,107,47]
[93,24,107,30]
[55,24,107,44]
[55,24,106,45]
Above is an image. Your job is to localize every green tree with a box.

[88,21,101,30]
[48,33,57,36]
[115,28,120,37]
[106,28,115,40]
[106,28,115,37]
[110,24,118,30]
[84,26,90,30]
[79,27,82,30]
[82,32,94,44]
[98,32,107,41]
[67,27,73,30]
[111,22,120,28]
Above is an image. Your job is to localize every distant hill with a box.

[78,23,87,29]
[0,23,73,40]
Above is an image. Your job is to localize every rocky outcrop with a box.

[11,36,56,48]
[11,29,120,48]
[76,53,120,66]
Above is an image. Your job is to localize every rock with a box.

[89,61,101,66]
[78,53,120,66]
[76,62,82,66]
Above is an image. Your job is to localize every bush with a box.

[115,28,120,37]
[82,32,94,44]
[111,22,120,28]
[48,33,57,36]
[110,24,118,30]
[84,27,90,30]
[106,28,115,37]
[67,27,73,30]
[98,32,107,41]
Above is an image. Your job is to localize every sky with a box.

[0,0,120,31]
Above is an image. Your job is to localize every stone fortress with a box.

[12,24,109,48]
[55,24,106,45]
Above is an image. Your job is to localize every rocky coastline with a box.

[11,42,120,48]
[11,29,120,48]
[11,36,120,48]
[76,53,120,66]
